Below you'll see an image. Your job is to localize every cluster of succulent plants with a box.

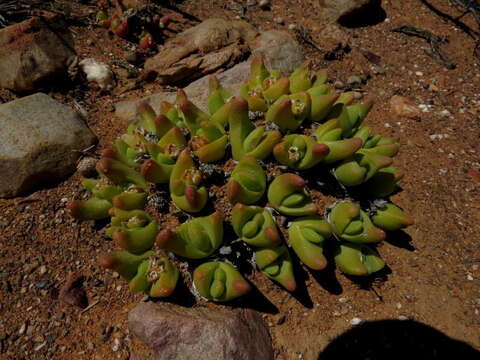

[69,56,413,302]
[96,0,170,50]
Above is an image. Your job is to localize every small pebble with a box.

[288,24,297,30]
[274,17,285,25]
[346,75,362,86]
[350,317,362,325]
[415,71,423,76]
[353,91,363,100]
[276,314,286,325]
[398,315,408,320]
[18,322,27,335]
[34,341,47,352]
[246,0,257,5]
[258,0,271,10]
[124,51,139,64]
[334,80,344,89]
[467,274,474,281]
[77,157,98,178]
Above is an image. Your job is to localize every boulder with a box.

[0,93,96,198]
[0,14,76,92]
[128,302,273,360]
[251,30,304,76]
[319,0,378,22]
[144,18,258,85]
[115,61,251,123]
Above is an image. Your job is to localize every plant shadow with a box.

[318,319,480,360]
[385,229,415,251]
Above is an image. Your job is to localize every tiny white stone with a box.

[338,297,348,303]
[396,303,402,309]
[398,315,408,320]
[415,71,423,76]
[467,274,474,281]
[350,317,362,325]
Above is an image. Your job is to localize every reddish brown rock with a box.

[144,18,258,85]
[0,14,76,92]
[59,272,88,309]
[128,302,273,360]
[390,95,421,119]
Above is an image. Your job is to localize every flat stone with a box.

[128,302,273,360]
[251,30,304,76]
[0,14,76,92]
[144,18,257,85]
[0,93,96,198]
[115,61,250,123]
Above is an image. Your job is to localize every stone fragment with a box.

[0,15,76,92]
[128,302,273,360]
[144,18,258,85]
[0,93,96,198]
[59,272,88,309]
[389,95,421,119]
[251,30,304,76]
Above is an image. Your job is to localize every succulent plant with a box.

[329,202,385,244]
[334,243,385,276]
[193,261,251,302]
[68,197,113,220]
[112,186,147,210]
[371,202,414,231]
[169,149,208,212]
[99,250,153,280]
[268,173,317,216]
[266,92,311,132]
[208,76,232,115]
[69,179,146,220]
[330,98,374,138]
[99,251,179,297]
[289,64,328,93]
[334,149,394,187]
[129,255,179,297]
[255,245,296,291]
[156,213,223,259]
[96,155,149,189]
[313,119,364,164]
[231,204,281,248]
[106,208,158,254]
[226,156,266,204]
[353,126,400,157]
[228,97,282,160]
[288,216,331,270]
[239,56,290,111]
[366,166,404,197]
[70,55,414,302]
[189,121,228,163]
[273,134,329,170]
[307,85,339,122]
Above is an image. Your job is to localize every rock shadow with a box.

[337,0,387,29]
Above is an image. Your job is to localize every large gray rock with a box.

[319,0,377,22]
[0,14,76,93]
[0,93,96,198]
[144,18,258,85]
[128,302,273,360]
[116,61,251,123]
[251,30,304,76]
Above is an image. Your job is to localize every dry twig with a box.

[391,25,456,69]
